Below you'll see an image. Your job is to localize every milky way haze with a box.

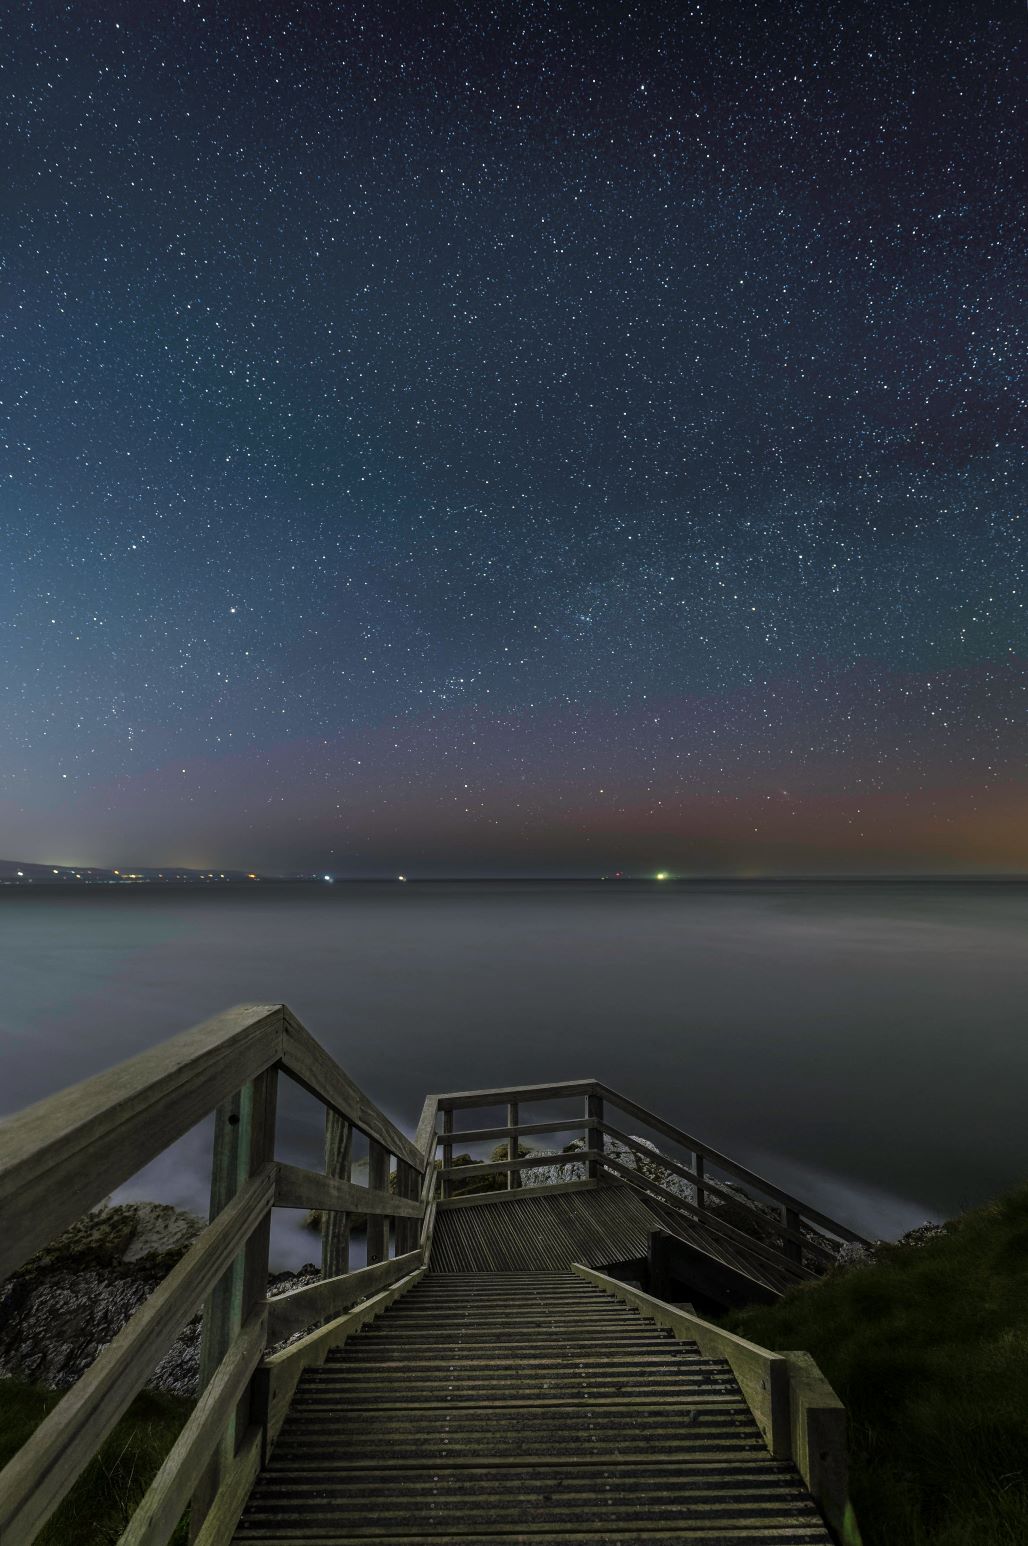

[2,2,1024,874]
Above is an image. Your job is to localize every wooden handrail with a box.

[0,1003,284,1285]
[0,1004,439,1546]
[597,1121,840,1267]
[0,1166,276,1544]
[596,1082,869,1245]
[426,1075,868,1249]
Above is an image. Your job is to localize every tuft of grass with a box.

[724,1183,1028,1546]
[0,1378,191,1543]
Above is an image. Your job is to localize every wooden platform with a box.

[433,1181,806,1295]
[431,1182,661,1272]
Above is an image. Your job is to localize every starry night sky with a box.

[2,1,1024,875]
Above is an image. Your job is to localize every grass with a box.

[723,1183,1028,1546]
[0,1378,191,1543]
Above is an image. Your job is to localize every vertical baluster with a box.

[694,1152,706,1210]
[507,1101,520,1189]
[322,1108,352,1278]
[191,1066,277,1536]
[366,1139,389,1265]
[441,1107,453,1199]
[585,1091,603,1179]
[395,1159,418,1253]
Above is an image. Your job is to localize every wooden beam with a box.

[440,1107,453,1200]
[413,1094,439,1158]
[438,1148,601,1181]
[0,1166,275,1546]
[119,1308,267,1546]
[321,1109,352,1279]
[267,1250,424,1344]
[279,1008,422,1170]
[434,1078,598,1110]
[571,1263,791,1460]
[275,1162,422,1219]
[365,1140,389,1265]
[585,1092,603,1181]
[507,1101,520,1191]
[0,1003,283,1284]
[189,1427,262,1546]
[443,1117,591,1145]
[783,1350,851,1542]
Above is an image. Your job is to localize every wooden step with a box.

[232,1272,831,1544]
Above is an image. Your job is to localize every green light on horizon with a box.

[655,871,670,881]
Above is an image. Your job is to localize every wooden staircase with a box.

[235,1271,831,1544]
[0,1003,864,1545]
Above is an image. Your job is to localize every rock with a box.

[0,1204,325,1401]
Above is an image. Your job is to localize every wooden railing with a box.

[0,1003,438,1546]
[433,1077,869,1279]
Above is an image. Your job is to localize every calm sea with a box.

[2,879,1026,1266]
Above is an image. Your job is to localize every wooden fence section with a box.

[0,1004,438,1546]
[434,1076,869,1283]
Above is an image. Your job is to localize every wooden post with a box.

[191,1068,277,1537]
[585,1092,603,1179]
[395,1159,418,1252]
[783,1206,803,1265]
[694,1152,706,1210]
[322,1109,352,1278]
[366,1140,389,1265]
[440,1107,453,1199]
[507,1101,520,1190]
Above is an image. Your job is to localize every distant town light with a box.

[323,874,333,883]
[397,874,407,882]
[655,871,670,881]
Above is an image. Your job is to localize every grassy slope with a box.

[0,1379,190,1543]
[724,1184,1028,1546]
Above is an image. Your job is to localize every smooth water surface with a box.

[2,880,1025,1264]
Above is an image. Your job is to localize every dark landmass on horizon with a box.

[1,858,1025,887]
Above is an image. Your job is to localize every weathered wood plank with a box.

[395,1158,421,1251]
[435,1078,598,1110]
[274,1161,422,1218]
[189,1427,262,1546]
[321,1109,352,1278]
[413,1094,439,1158]
[190,1081,257,1537]
[118,1308,267,1546]
[784,1349,850,1541]
[585,1092,603,1181]
[441,1106,453,1200]
[266,1250,424,1344]
[0,1003,283,1284]
[438,1148,601,1181]
[0,1165,275,1546]
[279,1008,422,1170]
[365,1140,389,1266]
[507,1101,520,1191]
[571,1263,791,1459]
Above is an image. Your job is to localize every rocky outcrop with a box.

[0,1202,317,1400]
